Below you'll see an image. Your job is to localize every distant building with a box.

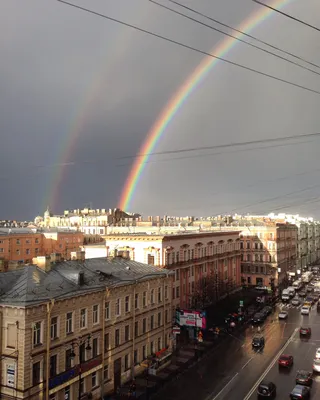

[83,231,242,313]
[0,228,84,267]
[0,254,172,399]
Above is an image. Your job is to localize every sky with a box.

[1,0,320,220]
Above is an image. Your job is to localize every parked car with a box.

[313,358,320,373]
[257,381,276,399]
[251,312,266,324]
[290,384,310,399]
[296,370,313,386]
[262,306,272,315]
[291,298,301,306]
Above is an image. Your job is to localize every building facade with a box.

[0,254,172,400]
[0,228,84,267]
[87,232,242,312]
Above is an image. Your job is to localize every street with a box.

[154,301,320,400]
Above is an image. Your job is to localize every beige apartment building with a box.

[0,254,172,400]
[87,231,242,312]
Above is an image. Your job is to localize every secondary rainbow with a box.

[119,0,294,212]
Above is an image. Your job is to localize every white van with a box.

[282,289,290,302]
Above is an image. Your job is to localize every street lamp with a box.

[69,335,92,400]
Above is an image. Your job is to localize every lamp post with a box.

[69,335,92,400]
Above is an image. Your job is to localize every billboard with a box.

[176,309,206,329]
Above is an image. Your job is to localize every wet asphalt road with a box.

[155,301,320,400]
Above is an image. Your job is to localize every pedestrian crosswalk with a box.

[277,302,316,310]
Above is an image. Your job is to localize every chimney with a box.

[50,253,62,263]
[71,251,85,261]
[34,256,51,272]
[78,271,85,285]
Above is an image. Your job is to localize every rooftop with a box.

[0,227,80,236]
[0,257,170,307]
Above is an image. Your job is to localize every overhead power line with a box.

[118,131,320,160]
[149,0,320,77]
[55,1,320,97]
[252,0,320,33]
[167,0,320,70]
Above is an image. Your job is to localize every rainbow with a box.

[119,0,294,212]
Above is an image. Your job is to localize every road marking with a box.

[241,358,253,370]
[209,373,239,400]
[243,327,298,400]
[281,322,286,339]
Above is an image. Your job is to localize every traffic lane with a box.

[212,306,307,400]
[153,318,279,400]
[215,319,296,400]
[245,308,320,400]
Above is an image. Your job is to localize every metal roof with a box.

[0,257,171,307]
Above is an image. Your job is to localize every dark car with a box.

[278,354,293,368]
[257,381,276,399]
[307,286,314,293]
[252,312,266,324]
[252,336,265,349]
[299,290,307,297]
[296,370,313,386]
[312,294,319,302]
[262,306,272,315]
[300,327,312,337]
[317,302,320,312]
[290,384,310,399]
[306,296,315,304]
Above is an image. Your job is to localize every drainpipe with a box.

[132,284,136,380]
[45,300,55,400]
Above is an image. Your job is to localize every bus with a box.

[302,272,313,284]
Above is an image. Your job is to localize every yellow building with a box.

[0,254,172,399]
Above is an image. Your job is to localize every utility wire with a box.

[149,0,320,77]
[252,0,320,33]
[116,139,311,167]
[55,1,320,98]
[118,131,320,160]
[167,0,320,70]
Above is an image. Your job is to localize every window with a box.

[158,287,162,302]
[79,343,86,363]
[50,354,57,378]
[246,242,250,249]
[124,354,129,370]
[104,333,110,352]
[92,337,98,357]
[150,315,154,330]
[164,286,168,299]
[142,318,147,334]
[35,238,39,244]
[64,386,70,400]
[103,365,109,381]
[134,349,138,365]
[176,269,180,280]
[172,287,175,300]
[143,345,147,360]
[66,312,73,334]
[135,293,139,309]
[116,299,121,316]
[157,337,161,351]
[35,248,39,254]
[16,239,20,245]
[125,325,130,341]
[176,287,180,298]
[65,349,72,370]
[92,305,99,324]
[165,310,168,324]
[0,248,3,253]
[16,249,20,255]
[151,341,154,354]
[158,312,161,327]
[105,301,110,320]
[92,371,97,388]
[125,295,130,313]
[32,361,41,385]
[143,291,147,307]
[26,248,30,255]
[115,329,120,347]
[80,309,87,329]
[135,321,139,338]
[150,289,154,304]
[50,316,58,340]
[147,254,155,265]
[33,322,42,346]
[80,378,85,395]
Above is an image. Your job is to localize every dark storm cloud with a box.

[1,0,320,220]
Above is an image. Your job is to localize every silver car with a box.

[278,311,288,319]
[291,298,301,306]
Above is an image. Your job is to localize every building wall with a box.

[103,232,242,311]
[0,277,172,399]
